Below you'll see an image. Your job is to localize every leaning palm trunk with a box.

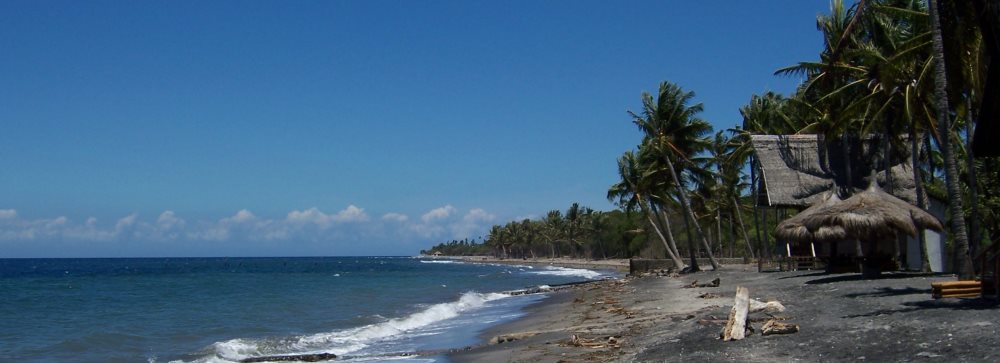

[716,209,723,260]
[663,156,720,270]
[732,196,755,259]
[640,200,686,268]
[929,0,974,279]
[649,203,683,259]
[964,101,981,255]
[911,126,933,272]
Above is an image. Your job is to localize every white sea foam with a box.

[195,291,508,362]
[418,260,461,264]
[528,266,603,279]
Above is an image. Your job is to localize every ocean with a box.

[0,257,615,362]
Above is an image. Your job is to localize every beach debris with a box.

[931,280,982,299]
[749,315,789,323]
[670,314,696,322]
[605,306,635,318]
[699,292,722,299]
[749,299,786,313]
[721,286,750,341]
[685,278,722,288]
[565,335,622,349]
[697,315,728,326]
[489,332,539,344]
[239,353,337,362]
[721,288,798,341]
[761,318,799,335]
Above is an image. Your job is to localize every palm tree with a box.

[630,81,720,270]
[928,0,974,279]
[541,210,565,258]
[609,150,687,268]
[710,130,756,258]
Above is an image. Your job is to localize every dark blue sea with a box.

[0,257,614,362]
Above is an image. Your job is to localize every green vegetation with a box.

[427,1,1000,276]
[422,203,650,259]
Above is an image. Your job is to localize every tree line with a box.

[427,0,1000,277]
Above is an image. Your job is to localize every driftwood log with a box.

[761,319,799,335]
[749,299,786,313]
[686,278,722,288]
[721,286,750,341]
[490,332,539,344]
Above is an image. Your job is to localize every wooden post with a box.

[722,286,750,341]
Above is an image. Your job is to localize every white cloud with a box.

[421,205,456,223]
[47,216,68,228]
[463,208,496,223]
[115,214,137,231]
[227,209,257,224]
[157,211,185,229]
[381,212,409,222]
[287,207,334,228]
[449,208,497,239]
[0,204,501,248]
[0,209,17,219]
[332,205,369,223]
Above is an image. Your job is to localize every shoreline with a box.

[442,255,630,273]
[448,265,1000,362]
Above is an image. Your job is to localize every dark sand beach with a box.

[450,262,1000,362]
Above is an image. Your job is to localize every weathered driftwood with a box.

[761,319,799,335]
[240,353,337,362]
[749,299,786,313]
[490,332,539,344]
[722,286,750,341]
[685,278,722,288]
[566,335,622,349]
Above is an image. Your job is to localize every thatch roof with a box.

[751,135,916,208]
[774,192,845,243]
[777,182,943,243]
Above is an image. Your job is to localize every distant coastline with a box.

[422,255,630,273]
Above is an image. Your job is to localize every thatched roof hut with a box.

[776,180,943,245]
[774,192,846,243]
[799,182,943,242]
[750,135,916,208]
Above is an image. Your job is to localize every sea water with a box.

[0,257,615,362]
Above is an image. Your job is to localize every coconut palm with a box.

[608,150,687,268]
[710,130,756,258]
[928,0,974,279]
[630,81,720,270]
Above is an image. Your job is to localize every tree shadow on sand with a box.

[843,298,1000,318]
[803,272,940,285]
[843,286,929,298]
[777,271,830,280]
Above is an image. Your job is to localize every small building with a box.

[749,134,944,272]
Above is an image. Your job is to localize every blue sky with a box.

[0,0,829,257]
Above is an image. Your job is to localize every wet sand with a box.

[449,265,1000,362]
